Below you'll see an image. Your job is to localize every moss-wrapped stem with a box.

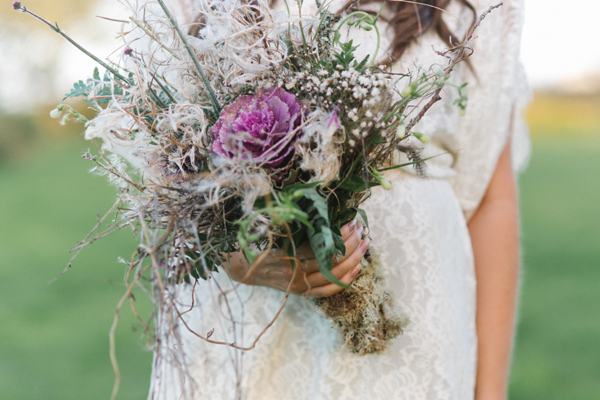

[313,248,409,355]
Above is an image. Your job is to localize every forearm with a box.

[468,142,520,400]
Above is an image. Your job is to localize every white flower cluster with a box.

[277,65,396,147]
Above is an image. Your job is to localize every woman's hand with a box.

[225,221,369,297]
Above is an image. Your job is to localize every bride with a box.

[147,0,530,399]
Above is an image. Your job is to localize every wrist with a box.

[474,385,507,400]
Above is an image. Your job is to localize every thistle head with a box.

[13,2,23,11]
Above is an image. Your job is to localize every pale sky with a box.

[521,0,600,86]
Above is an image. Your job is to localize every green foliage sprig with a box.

[333,7,384,68]
[63,68,127,106]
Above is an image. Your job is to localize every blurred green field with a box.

[0,137,152,399]
[1,116,599,399]
[510,132,600,399]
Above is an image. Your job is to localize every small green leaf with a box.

[308,225,348,288]
[280,181,321,193]
[303,189,329,222]
[63,80,91,100]
[333,30,341,43]
[369,135,384,144]
[356,208,369,230]
[332,226,346,255]
[339,175,379,192]
[242,248,259,266]
[291,211,312,228]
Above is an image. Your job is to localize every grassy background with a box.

[0,92,599,399]
[511,134,600,399]
[0,136,153,399]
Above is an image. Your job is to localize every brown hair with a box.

[340,0,476,61]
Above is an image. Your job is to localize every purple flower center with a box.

[211,88,304,171]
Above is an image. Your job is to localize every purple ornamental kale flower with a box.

[212,88,304,171]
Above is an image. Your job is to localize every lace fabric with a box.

[147,1,531,399]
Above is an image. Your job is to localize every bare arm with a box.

[468,139,520,400]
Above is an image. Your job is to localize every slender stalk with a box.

[151,72,178,104]
[156,0,221,114]
[129,17,182,61]
[333,11,381,67]
[148,84,167,109]
[404,3,504,133]
[371,24,381,68]
[14,3,130,84]
[297,6,309,51]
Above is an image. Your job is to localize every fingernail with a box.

[356,224,364,236]
[342,222,354,237]
[360,238,370,251]
[348,219,356,230]
[352,266,361,276]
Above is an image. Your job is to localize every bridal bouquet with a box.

[15,0,483,359]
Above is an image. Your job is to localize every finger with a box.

[304,257,355,288]
[305,263,362,298]
[338,224,363,263]
[288,221,357,272]
[305,228,363,287]
[340,219,357,241]
[344,236,370,267]
[292,224,363,290]
[304,237,369,289]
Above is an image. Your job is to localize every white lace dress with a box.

[148,0,531,399]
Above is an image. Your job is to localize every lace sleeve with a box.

[450,0,531,220]
[510,61,532,174]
